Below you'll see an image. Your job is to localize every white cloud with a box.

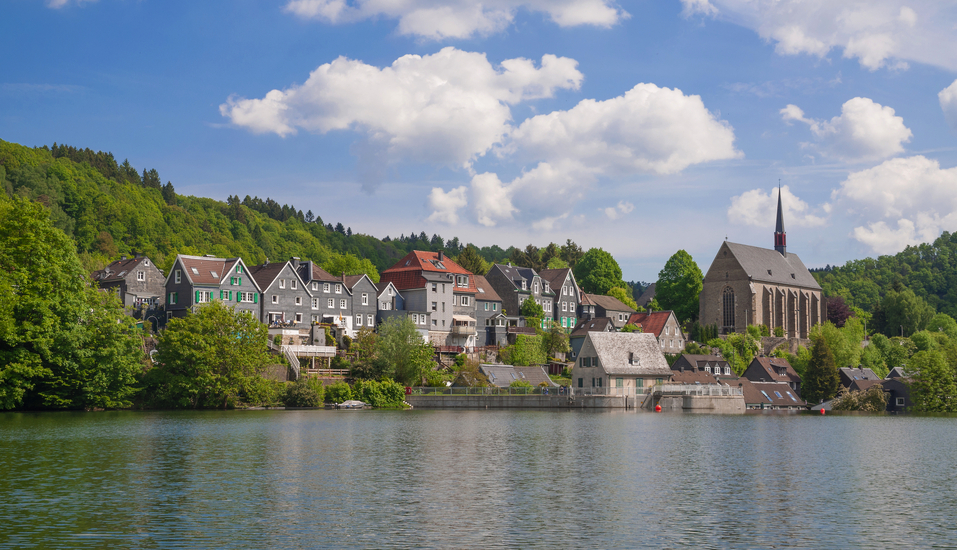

[940,79,957,132]
[681,1,957,72]
[221,47,583,177]
[604,200,634,220]
[426,186,468,224]
[283,0,627,40]
[470,172,517,227]
[509,82,741,176]
[833,155,957,254]
[728,185,826,228]
[780,97,911,162]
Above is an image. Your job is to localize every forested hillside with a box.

[813,232,957,319]
[0,139,517,278]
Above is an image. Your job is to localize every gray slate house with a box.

[375,281,404,313]
[672,354,734,378]
[345,274,379,332]
[539,267,580,331]
[248,260,313,332]
[580,293,636,329]
[91,255,166,313]
[743,357,802,395]
[473,275,504,345]
[569,317,616,361]
[164,254,260,320]
[485,263,556,328]
[571,332,673,394]
[839,367,881,389]
[296,259,354,334]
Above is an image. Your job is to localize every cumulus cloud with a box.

[426,186,468,224]
[940,79,957,132]
[681,1,957,72]
[221,47,583,186]
[283,0,627,40]
[832,155,957,254]
[604,201,634,220]
[509,82,741,175]
[728,185,826,228]
[780,97,911,162]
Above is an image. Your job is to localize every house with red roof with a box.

[164,254,261,320]
[379,250,478,348]
[627,310,686,354]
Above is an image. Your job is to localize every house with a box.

[473,275,504,346]
[479,364,558,388]
[539,267,581,331]
[882,372,912,412]
[485,263,555,327]
[628,310,686,354]
[635,283,656,308]
[671,354,735,379]
[737,378,806,410]
[344,274,379,333]
[839,367,881,389]
[91,255,166,315]
[581,293,636,329]
[379,250,478,348]
[568,317,616,361]
[670,366,719,385]
[571,332,673,394]
[164,254,261,320]
[296,259,354,334]
[699,187,825,338]
[248,259,313,340]
[742,357,802,395]
[375,281,404,313]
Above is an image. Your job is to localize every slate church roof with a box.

[717,241,821,289]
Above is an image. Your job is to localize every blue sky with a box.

[4,0,957,282]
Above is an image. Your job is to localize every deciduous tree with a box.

[656,250,703,323]
[375,316,435,385]
[573,248,625,295]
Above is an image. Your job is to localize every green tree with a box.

[831,385,888,412]
[809,320,863,371]
[322,252,380,283]
[520,295,545,321]
[376,316,435,385]
[284,377,325,407]
[455,245,489,276]
[546,257,569,269]
[927,312,957,341]
[803,336,840,405]
[656,250,704,322]
[560,239,583,268]
[145,301,272,408]
[541,321,570,358]
[880,287,934,337]
[573,248,625,295]
[621,324,643,333]
[500,334,546,366]
[608,287,638,310]
[909,350,957,412]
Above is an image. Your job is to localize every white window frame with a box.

[291,280,297,290]
[279,279,286,289]
[312,282,318,291]
[896,397,905,406]
[340,299,347,309]
[355,314,362,326]
[335,284,342,294]
[295,313,302,323]
[312,298,319,309]
[327,298,334,308]
[137,271,145,281]
[452,296,458,306]
[197,291,212,304]
[323,283,330,293]
[295,296,302,306]
[367,314,374,326]
[461,296,470,307]
[361,293,368,305]
[175,270,181,284]
[272,295,278,304]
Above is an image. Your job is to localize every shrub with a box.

[510,379,533,388]
[774,326,785,337]
[453,353,467,368]
[331,356,351,370]
[325,381,352,403]
[284,377,325,407]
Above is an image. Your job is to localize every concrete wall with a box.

[651,394,745,413]
[407,394,628,409]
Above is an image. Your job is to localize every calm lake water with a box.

[1,409,955,549]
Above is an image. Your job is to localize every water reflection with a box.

[1,410,956,548]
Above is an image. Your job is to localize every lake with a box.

[1,409,955,549]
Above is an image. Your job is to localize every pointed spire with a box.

[774,182,787,257]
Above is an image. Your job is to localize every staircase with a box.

[281,346,301,380]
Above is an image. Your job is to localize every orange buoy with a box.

[655,404,662,412]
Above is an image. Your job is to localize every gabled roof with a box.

[839,367,880,386]
[489,263,536,291]
[479,364,557,388]
[744,357,801,385]
[91,256,155,282]
[714,241,821,289]
[169,255,227,286]
[538,268,574,295]
[671,369,719,385]
[586,332,673,376]
[249,261,310,294]
[473,275,502,302]
[635,283,656,308]
[570,317,616,338]
[584,293,636,313]
[672,354,729,372]
[344,274,375,291]
[738,379,805,407]
[628,311,679,338]
[848,379,883,392]
[381,250,476,293]
[886,366,908,379]
[300,262,337,283]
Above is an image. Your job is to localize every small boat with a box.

[325,400,368,410]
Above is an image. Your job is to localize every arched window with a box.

[723,287,735,329]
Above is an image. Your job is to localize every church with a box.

[699,188,825,339]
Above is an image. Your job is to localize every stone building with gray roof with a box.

[699,187,825,338]
[571,332,673,394]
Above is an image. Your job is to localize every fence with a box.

[570,386,652,397]
[407,386,571,397]
[655,384,743,396]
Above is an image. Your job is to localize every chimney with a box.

[264,258,269,265]
[291,257,300,269]
[438,250,444,261]
[120,255,127,261]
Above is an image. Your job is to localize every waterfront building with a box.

[571,332,673,393]
[580,293,636,329]
[164,254,260,320]
[91,254,166,314]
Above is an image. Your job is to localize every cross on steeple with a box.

[774,182,787,257]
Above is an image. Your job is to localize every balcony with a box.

[451,324,475,336]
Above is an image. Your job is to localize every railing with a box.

[282,344,336,357]
[655,384,743,396]
[451,325,475,336]
[282,347,301,379]
[570,387,651,397]
[407,386,570,396]
[303,368,350,377]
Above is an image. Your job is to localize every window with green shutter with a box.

[236,291,241,303]
[253,294,258,304]
[195,290,200,302]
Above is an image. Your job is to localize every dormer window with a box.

[534,282,539,293]
[521,281,527,290]
[629,352,640,366]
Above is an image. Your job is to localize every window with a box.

[534,282,539,293]
[191,267,200,276]
[597,378,602,388]
[327,298,334,308]
[705,366,711,373]
[665,326,670,335]
[295,313,302,323]
[175,270,181,284]
[312,315,320,324]
[272,295,278,304]
[311,298,319,309]
[723,287,735,329]
[563,286,568,296]
[279,279,286,289]
[461,296,470,307]
[432,302,437,311]
[361,293,368,305]
[521,280,527,290]
[240,292,256,303]
[295,297,302,306]
[144,259,150,266]
[896,397,905,406]
[562,302,567,312]
[236,265,242,274]
[724,367,731,375]
[340,299,347,309]
[452,296,458,306]
[335,284,341,294]
[456,275,468,287]
[323,283,330,293]
[137,271,145,281]
[616,378,623,388]
[368,314,374,326]
[432,319,437,326]
[312,282,318,291]
[591,377,596,387]
[484,303,489,311]
[291,280,297,290]
[442,320,446,327]
[355,314,362,326]
[196,290,211,303]
[432,283,438,292]
[169,292,178,304]
[493,303,498,311]
[442,302,445,312]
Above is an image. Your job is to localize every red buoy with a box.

[820,407,825,415]
[655,404,662,412]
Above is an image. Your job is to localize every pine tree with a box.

[804,337,840,404]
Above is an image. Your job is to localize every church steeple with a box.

[774,184,787,257]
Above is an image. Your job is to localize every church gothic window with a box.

[723,287,735,329]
